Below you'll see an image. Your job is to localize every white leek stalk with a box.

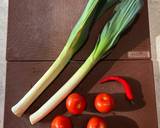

[30,52,98,124]
[30,0,143,124]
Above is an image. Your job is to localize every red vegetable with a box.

[94,93,115,113]
[66,93,86,115]
[51,115,72,128]
[99,76,134,102]
[87,116,107,128]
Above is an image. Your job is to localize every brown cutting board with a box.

[5,61,158,128]
[5,0,158,128]
[6,0,150,61]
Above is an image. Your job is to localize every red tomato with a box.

[66,93,86,115]
[94,93,115,113]
[51,115,72,128]
[87,116,107,128]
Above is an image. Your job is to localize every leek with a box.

[29,0,143,124]
[11,0,117,117]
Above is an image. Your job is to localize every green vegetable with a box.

[11,0,117,117]
[30,0,143,125]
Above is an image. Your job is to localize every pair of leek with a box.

[11,0,143,125]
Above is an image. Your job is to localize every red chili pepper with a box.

[99,76,134,102]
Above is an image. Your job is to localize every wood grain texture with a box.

[4,61,158,128]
